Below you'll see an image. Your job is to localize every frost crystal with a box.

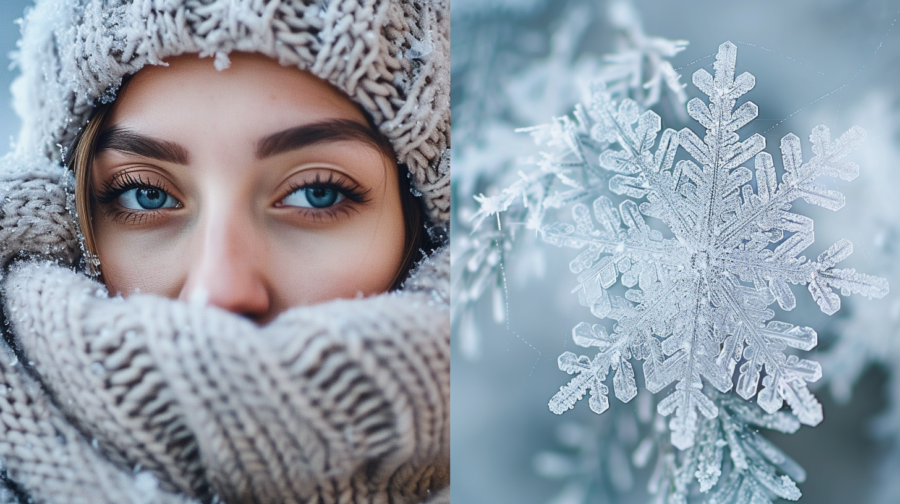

[544,42,888,449]
[597,0,688,115]
[454,0,691,361]
[652,392,806,503]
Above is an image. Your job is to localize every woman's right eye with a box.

[117,187,180,210]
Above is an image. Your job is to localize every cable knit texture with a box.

[0,0,450,502]
[13,0,450,224]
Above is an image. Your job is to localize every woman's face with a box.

[91,53,406,324]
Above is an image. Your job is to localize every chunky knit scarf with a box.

[0,157,449,504]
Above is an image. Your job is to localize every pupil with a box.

[306,187,337,208]
[136,188,165,209]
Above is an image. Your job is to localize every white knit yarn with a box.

[12,0,450,224]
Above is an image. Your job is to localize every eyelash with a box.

[279,171,372,222]
[93,171,372,225]
[94,172,177,225]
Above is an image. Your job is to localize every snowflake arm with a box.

[550,322,637,414]
[703,394,805,503]
[600,0,689,112]
[641,391,804,502]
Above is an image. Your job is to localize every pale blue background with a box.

[452,0,900,503]
[0,1,32,154]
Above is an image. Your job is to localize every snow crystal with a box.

[542,42,888,449]
[90,362,105,376]
[406,30,435,60]
[214,51,231,71]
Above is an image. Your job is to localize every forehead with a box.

[107,52,369,139]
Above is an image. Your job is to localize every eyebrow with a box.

[96,126,190,165]
[94,119,390,164]
[256,119,391,159]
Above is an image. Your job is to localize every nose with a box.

[178,206,272,322]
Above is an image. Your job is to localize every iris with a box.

[306,187,338,207]
[136,188,166,209]
[282,186,345,208]
[117,187,178,210]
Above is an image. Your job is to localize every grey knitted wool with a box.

[0,0,451,503]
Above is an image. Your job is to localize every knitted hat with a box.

[11,0,450,225]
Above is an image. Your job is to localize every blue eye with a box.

[282,186,346,208]
[118,187,179,210]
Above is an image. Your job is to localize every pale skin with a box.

[91,53,406,325]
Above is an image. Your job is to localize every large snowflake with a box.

[545,41,888,449]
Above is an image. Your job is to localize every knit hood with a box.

[12,0,450,225]
[0,1,450,503]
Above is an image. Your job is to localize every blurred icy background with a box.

[0,1,32,155]
[451,0,900,503]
